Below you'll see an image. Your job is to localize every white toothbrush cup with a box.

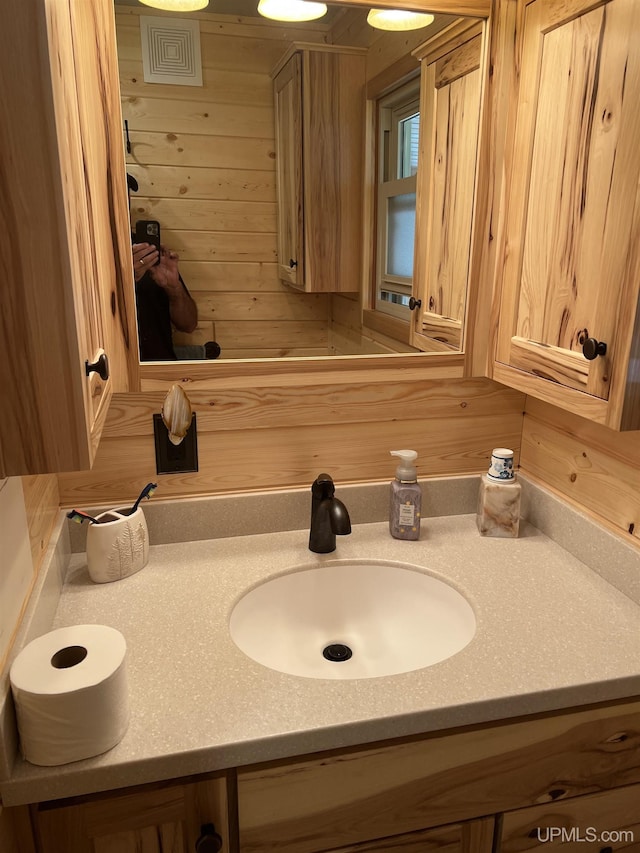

[86,507,149,584]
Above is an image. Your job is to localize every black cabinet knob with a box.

[409,297,422,311]
[195,823,223,853]
[289,258,298,268]
[582,337,607,360]
[85,352,109,380]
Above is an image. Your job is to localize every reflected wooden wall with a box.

[117,6,331,358]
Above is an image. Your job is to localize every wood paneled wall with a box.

[520,398,640,547]
[0,475,58,670]
[117,7,331,359]
[56,378,524,506]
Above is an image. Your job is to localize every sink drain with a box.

[323,643,353,662]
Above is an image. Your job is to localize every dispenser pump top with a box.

[391,449,418,483]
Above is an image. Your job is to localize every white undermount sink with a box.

[229,560,476,679]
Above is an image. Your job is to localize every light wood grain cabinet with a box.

[32,774,231,853]
[498,783,640,851]
[15,700,640,853]
[0,0,137,477]
[493,0,640,430]
[316,818,495,852]
[273,44,366,294]
[411,22,484,353]
[237,700,640,853]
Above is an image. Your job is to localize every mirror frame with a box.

[133,0,493,392]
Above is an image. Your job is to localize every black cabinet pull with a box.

[409,297,422,311]
[85,352,109,381]
[289,258,298,268]
[195,823,223,852]
[582,337,607,360]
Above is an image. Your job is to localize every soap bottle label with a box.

[398,503,415,525]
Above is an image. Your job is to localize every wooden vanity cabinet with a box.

[319,819,495,852]
[237,699,640,853]
[498,783,640,851]
[0,0,137,477]
[272,44,366,294]
[31,773,231,853]
[20,699,640,853]
[492,0,640,431]
[411,22,485,354]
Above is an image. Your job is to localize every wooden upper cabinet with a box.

[274,53,304,289]
[494,0,640,430]
[273,44,367,293]
[0,0,137,477]
[411,23,485,354]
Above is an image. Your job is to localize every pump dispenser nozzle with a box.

[390,449,418,483]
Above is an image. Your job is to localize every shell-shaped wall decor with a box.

[162,384,193,445]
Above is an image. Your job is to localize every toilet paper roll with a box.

[10,625,129,766]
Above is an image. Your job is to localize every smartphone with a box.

[135,220,161,264]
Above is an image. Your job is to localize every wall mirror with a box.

[116,0,487,378]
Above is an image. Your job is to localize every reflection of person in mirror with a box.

[132,242,198,361]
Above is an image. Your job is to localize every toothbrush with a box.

[66,509,99,525]
[129,482,158,514]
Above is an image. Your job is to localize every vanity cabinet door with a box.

[498,783,640,851]
[272,46,366,294]
[411,23,484,354]
[33,776,230,853]
[493,0,640,430]
[0,0,137,476]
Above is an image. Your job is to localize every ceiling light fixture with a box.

[257,0,328,22]
[367,8,435,30]
[138,0,209,11]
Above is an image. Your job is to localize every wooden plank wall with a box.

[0,475,59,671]
[117,6,331,359]
[56,378,524,506]
[520,398,640,547]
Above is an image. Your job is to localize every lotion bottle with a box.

[389,450,422,540]
[476,447,521,538]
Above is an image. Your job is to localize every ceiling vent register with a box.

[140,16,203,87]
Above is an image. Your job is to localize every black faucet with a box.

[309,474,352,553]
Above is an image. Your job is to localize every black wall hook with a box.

[124,119,131,154]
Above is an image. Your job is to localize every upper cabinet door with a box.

[411,24,484,353]
[272,45,366,294]
[494,0,640,429]
[0,0,137,476]
[274,53,304,290]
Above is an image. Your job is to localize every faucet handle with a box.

[314,473,333,484]
[312,473,335,498]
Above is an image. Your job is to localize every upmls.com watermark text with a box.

[535,827,634,844]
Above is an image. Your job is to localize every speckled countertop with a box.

[3,499,640,806]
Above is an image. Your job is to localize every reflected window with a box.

[375,80,420,319]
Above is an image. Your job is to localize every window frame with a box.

[374,79,421,321]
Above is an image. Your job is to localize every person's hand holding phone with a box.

[149,247,181,294]
[132,242,159,282]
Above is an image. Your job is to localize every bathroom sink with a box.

[229,560,476,679]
